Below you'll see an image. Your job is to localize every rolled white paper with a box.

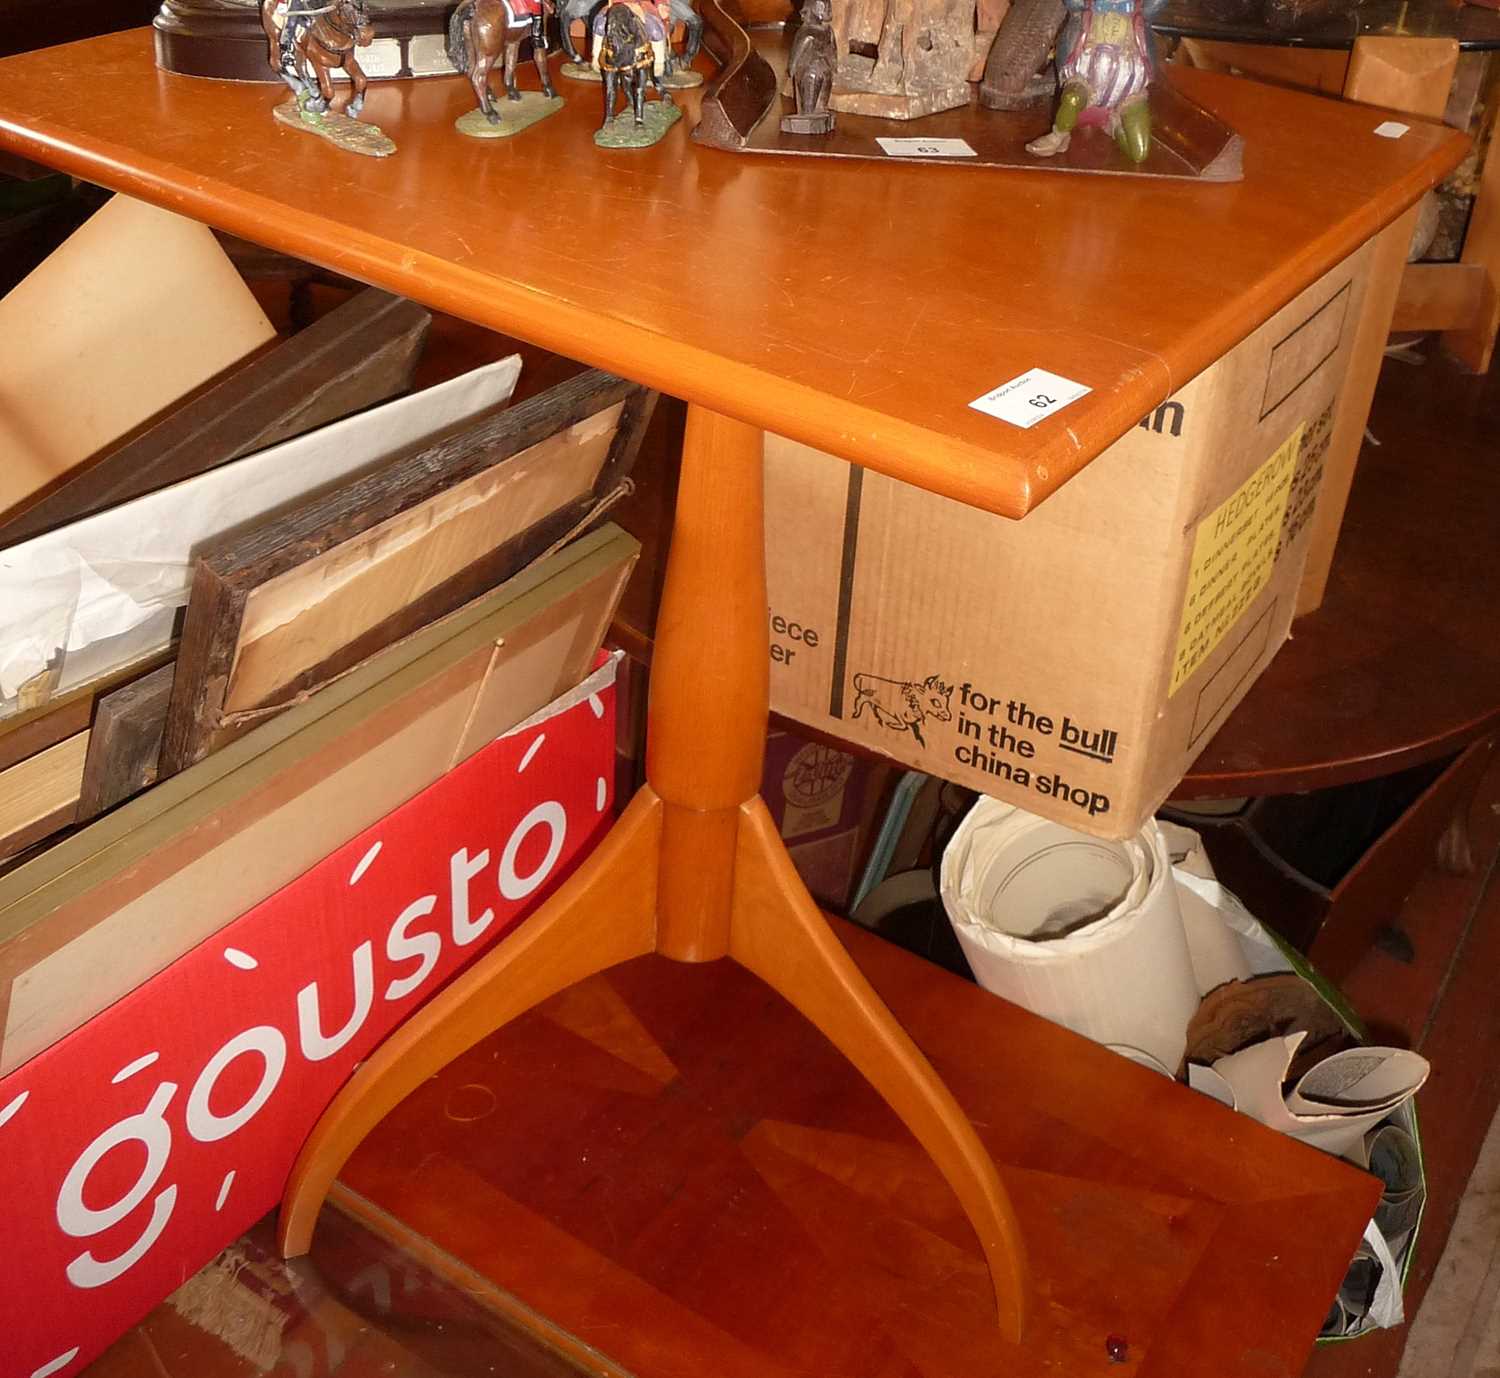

[941,801,1200,1072]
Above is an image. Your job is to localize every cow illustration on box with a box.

[850,672,953,748]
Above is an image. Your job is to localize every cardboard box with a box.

[0,654,620,1378]
[765,247,1370,839]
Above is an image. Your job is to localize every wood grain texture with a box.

[0,730,86,862]
[0,31,1466,518]
[74,663,174,822]
[331,914,1381,1378]
[281,400,1030,1335]
[160,370,648,776]
[0,287,431,547]
[730,794,1028,1336]
[649,407,766,961]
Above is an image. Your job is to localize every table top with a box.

[1154,0,1500,51]
[0,29,1466,519]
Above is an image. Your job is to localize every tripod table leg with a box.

[729,795,1030,1341]
[278,788,663,1258]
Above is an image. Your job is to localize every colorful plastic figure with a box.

[1025,0,1165,164]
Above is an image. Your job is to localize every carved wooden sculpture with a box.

[978,0,1064,109]
[781,0,837,133]
[829,0,975,117]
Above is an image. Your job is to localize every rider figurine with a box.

[264,0,331,102]
[592,0,671,77]
[277,0,326,73]
[497,0,551,55]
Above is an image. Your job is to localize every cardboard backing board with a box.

[0,654,620,1378]
[0,194,275,520]
[160,370,653,774]
[0,287,432,548]
[0,524,638,1076]
[764,244,1372,837]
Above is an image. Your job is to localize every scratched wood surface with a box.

[0,31,1466,518]
[335,916,1381,1378]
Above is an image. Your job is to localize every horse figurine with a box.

[558,0,702,80]
[261,0,374,117]
[447,0,558,123]
[594,0,674,130]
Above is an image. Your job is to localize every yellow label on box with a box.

[1169,424,1303,697]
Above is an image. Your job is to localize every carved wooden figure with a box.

[977,0,1062,108]
[829,0,975,118]
[782,0,837,134]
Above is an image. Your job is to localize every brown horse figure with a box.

[261,0,375,116]
[447,0,558,124]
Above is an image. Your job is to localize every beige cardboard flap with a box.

[0,195,275,518]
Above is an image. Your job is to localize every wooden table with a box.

[0,28,1466,1368]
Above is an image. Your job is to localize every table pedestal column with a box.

[277,401,1029,1340]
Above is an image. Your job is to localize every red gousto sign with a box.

[0,660,618,1378]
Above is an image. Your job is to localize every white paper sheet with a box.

[1210,1031,1429,1158]
[0,356,523,713]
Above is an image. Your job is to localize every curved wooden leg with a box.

[278,788,663,1257]
[729,796,1030,1342]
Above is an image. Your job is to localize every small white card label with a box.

[969,369,1091,429]
[1374,121,1410,139]
[876,137,978,158]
